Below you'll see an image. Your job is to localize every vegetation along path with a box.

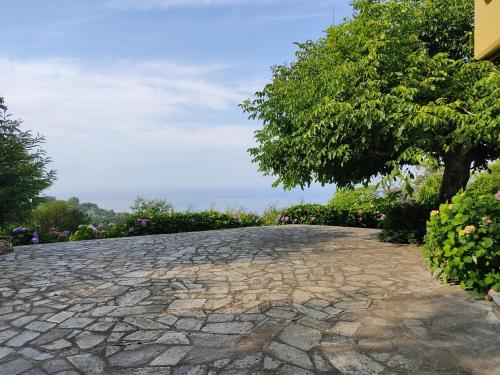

[0,226,498,374]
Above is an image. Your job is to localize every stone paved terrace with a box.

[0,225,499,375]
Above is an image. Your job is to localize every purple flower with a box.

[49,227,57,232]
[13,227,27,234]
[276,215,283,222]
[128,227,135,233]
[32,231,39,238]
[31,237,40,244]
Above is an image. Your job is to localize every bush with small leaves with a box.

[423,192,500,294]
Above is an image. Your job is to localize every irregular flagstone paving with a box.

[0,225,498,374]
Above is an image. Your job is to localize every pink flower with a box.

[488,289,497,298]
[379,214,386,221]
[31,237,40,244]
[496,191,500,200]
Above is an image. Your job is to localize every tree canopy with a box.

[241,0,499,202]
[0,97,55,225]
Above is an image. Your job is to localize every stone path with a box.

[0,225,498,374]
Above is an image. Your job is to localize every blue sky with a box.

[1,0,352,212]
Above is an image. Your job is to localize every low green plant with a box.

[70,224,99,241]
[33,200,89,232]
[124,210,261,236]
[277,203,328,225]
[378,197,433,244]
[466,160,500,197]
[423,192,500,294]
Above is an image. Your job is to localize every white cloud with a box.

[0,56,263,195]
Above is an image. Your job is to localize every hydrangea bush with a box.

[423,192,500,294]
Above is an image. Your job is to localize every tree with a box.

[130,197,174,215]
[0,97,56,225]
[33,200,89,232]
[241,0,499,203]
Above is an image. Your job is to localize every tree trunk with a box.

[439,152,471,203]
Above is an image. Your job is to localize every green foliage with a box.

[66,197,127,225]
[278,203,330,225]
[130,197,174,216]
[124,210,261,236]
[467,160,500,197]
[69,225,99,241]
[261,204,281,225]
[33,200,90,232]
[241,0,499,203]
[414,171,442,207]
[424,192,500,294]
[276,186,383,228]
[378,198,433,244]
[327,187,382,227]
[0,98,55,226]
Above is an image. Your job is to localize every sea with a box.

[54,186,337,214]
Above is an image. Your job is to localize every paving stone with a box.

[40,339,72,350]
[75,331,106,349]
[175,318,204,331]
[279,324,321,351]
[41,359,73,373]
[323,349,384,375]
[156,331,190,344]
[108,345,166,367]
[58,317,94,329]
[117,289,150,305]
[68,353,105,375]
[123,330,163,342]
[5,331,40,347]
[329,321,361,337]
[266,342,313,370]
[25,321,56,332]
[11,315,39,327]
[279,364,315,375]
[150,346,191,366]
[1,226,498,374]
[0,346,14,360]
[47,311,75,323]
[19,347,53,360]
[0,358,33,374]
[202,322,253,334]
[0,329,19,343]
[264,356,281,369]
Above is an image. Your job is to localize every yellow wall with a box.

[474,0,500,60]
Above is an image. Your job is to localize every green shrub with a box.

[327,187,382,228]
[2,225,36,246]
[70,225,99,241]
[33,200,90,232]
[261,204,281,225]
[378,198,433,244]
[277,203,329,225]
[466,161,500,197]
[124,210,261,236]
[130,197,174,216]
[423,192,500,294]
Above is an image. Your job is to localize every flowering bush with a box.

[69,224,99,241]
[378,200,434,244]
[424,192,500,294]
[123,210,261,236]
[276,204,331,225]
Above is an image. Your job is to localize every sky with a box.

[1,0,353,212]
